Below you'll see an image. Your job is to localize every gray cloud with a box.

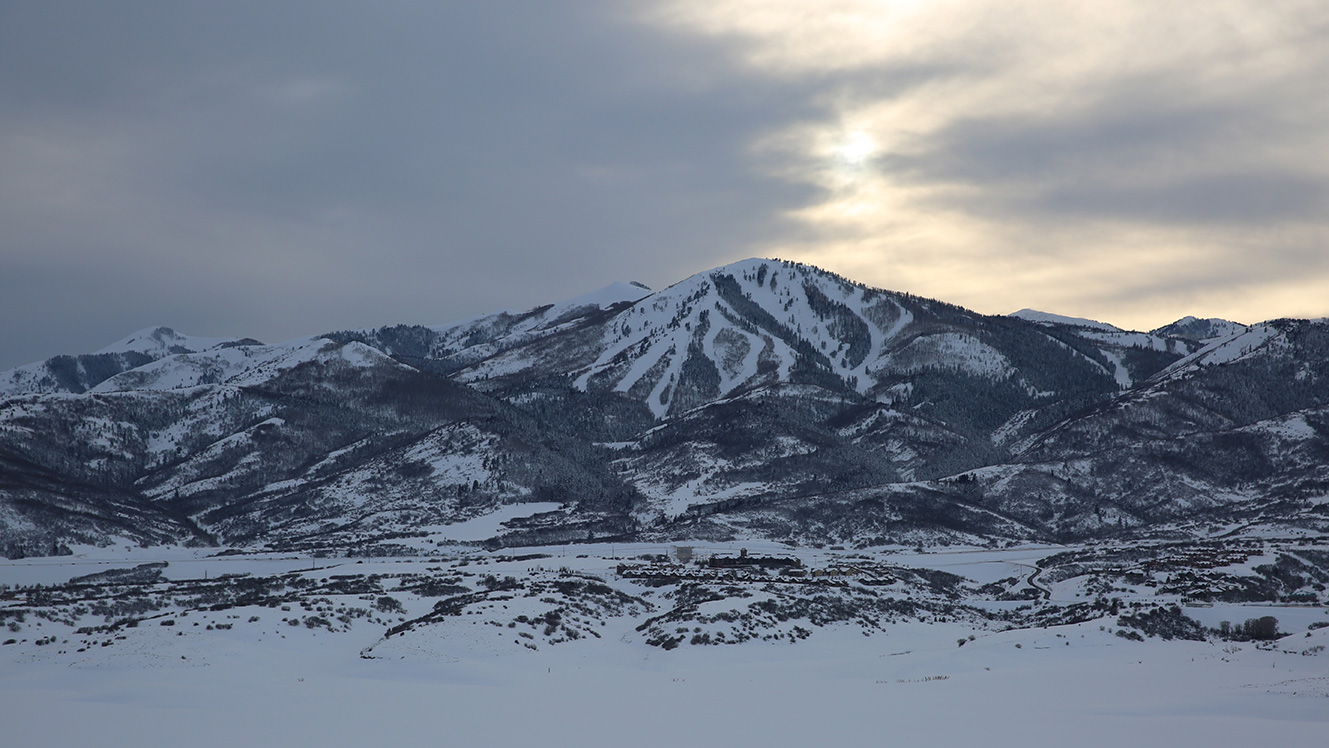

[0,1,821,369]
[890,78,1329,225]
[4,1,1329,369]
[654,0,1329,329]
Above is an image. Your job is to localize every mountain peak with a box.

[0,326,260,398]
[1151,316,1247,343]
[95,326,251,357]
[1009,309,1121,332]
[550,281,653,313]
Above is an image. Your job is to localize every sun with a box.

[834,130,876,165]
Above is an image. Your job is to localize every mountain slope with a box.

[1152,316,1249,343]
[0,338,643,555]
[957,318,1329,539]
[0,259,1322,555]
[0,327,263,397]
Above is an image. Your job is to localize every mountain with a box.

[1009,308,1121,332]
[1152,316,1249,343]
[1,259,1324,557]
[0,336,639,557]
[0,326,263,397]
[975,318,1329,538]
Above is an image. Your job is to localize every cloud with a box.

[2,1,1327,369]
[0,2,819,368]
[649,0,1329,329]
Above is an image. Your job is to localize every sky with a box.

[3,0,1328,370]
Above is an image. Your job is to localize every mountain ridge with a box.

[1,258,1323,557]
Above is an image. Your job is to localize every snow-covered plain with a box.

[2,543,1326,747]
[5,619,1326,748]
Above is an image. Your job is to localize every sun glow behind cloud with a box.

[834,131,875,167]
[647,0,1329,328]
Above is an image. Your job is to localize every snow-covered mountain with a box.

[1010,308,1121,331]
[1,259,1324,557]
[0,326,263,397]
[1152,315,1249,343]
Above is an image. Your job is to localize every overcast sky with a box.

[4,1,1328,370]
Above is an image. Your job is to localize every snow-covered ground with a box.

[1,544,1325,747]
[420,502,564,542]
[3,614,1324,747]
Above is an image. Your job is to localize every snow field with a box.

[2,607,1325,747]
